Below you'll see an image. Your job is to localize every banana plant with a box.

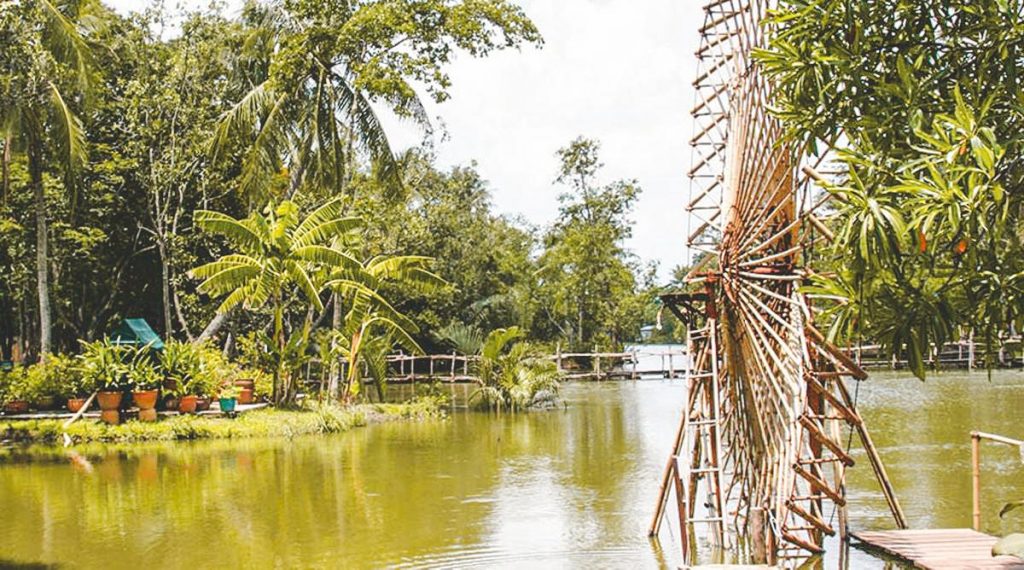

[328,255,445,401]
[190,197,369,404]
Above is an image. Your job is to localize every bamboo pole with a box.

[972,433,981,530]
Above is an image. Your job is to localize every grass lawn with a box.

[0,397,446,447]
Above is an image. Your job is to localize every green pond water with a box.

[1,371,1023,569]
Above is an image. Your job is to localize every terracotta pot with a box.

[97,391,124,412]
[67,398,87,413]
[132,390,159,410]
[195,397,211,412]
[100,409,120,425]
[237,388,254,405]
[4,400,29,414]
[33,397,58,411]
[178,394,198,414]
[234,379,255,390]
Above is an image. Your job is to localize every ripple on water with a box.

[391,545,656,569]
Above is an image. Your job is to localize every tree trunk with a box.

[157,237,173,339]
[29,141,52,359]
[197,310,231,343]
[2,136,10,207]
[327,292,342,399]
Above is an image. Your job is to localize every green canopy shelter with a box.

[110,318,164,350]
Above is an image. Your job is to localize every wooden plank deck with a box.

[854,529,1024,569]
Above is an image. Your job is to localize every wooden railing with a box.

[301,348,690,386]
[970,431,1024,530]
[852,336,1023,370]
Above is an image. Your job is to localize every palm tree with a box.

[189,197,365,404]
[209,2,425,203]
[1,0,96,358]
[470,327,561,412]
[329,255,445,401]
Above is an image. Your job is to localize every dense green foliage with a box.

[468,326,560,411]
[758,0,1024,376]
[0,0,657,380]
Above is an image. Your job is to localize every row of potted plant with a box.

[0,339,271,422]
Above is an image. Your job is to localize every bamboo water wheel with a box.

[648,0,908,566]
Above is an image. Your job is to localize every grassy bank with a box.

[0,397,446,447]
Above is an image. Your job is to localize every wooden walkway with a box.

[854,529,1024,569]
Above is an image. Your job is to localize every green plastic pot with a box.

[219,397,237,413]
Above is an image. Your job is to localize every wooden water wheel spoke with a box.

[649,0,906,565]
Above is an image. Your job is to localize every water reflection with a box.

[0,371,1021,569]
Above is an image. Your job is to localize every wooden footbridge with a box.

[850,431,1024,569]
[301,348,690,387]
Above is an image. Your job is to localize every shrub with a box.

[161,340,234,397]
[124,349,162,392]
[78,340,131,392]
[0,367,32,403]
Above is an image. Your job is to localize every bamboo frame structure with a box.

[649,0,907,566]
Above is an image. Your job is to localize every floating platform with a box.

[854,529,1024,569]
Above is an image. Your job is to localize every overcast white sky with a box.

[105,0,702,280]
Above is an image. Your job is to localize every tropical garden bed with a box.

[0,398,446,448]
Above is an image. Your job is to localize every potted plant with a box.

[1,367,30,414]
[79,340,129,424]
[29,355,81,411]
[126,347,161,422]
[218,384,240,414]
[161,340,213,414]
[65,362,92,413]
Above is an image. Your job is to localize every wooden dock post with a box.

[969,330,975,371]
[668,353,674,378]
[595,354,601,379]
[972,432,981,530]
[451,351,456,380]
[556,343,562,373]
[632,349,638,380]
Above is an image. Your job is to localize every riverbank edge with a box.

[0,397,447,448]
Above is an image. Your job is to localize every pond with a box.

[1,370,1022,569]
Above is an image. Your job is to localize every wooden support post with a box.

[451,352,456,380]
[750,507,768,564]
[595,355,601,379]
[969,330,975,371]
[669,353,674,378]
[972,432,981,531]
[556,343,562,373]
[671,455,690,565]
[632,349,638,380]
[429,356,435,378]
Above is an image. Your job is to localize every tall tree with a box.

[536,137,643,350]
[0,0,98,358]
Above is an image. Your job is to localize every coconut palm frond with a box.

[39,0,93,93]
[47,82,87,176]
[210,79,277,163]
